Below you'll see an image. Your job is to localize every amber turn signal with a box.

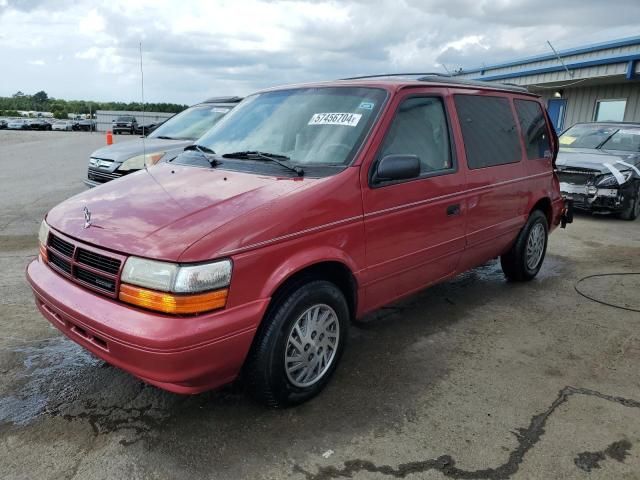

[39,244,48,262]
[119,283,228,314]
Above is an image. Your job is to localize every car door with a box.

[360,89,467,313]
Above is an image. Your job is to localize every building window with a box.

[454,94,521,169]
[594,99,626,122]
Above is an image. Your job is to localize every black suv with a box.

[112,116,138,134]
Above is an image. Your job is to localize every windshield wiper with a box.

[595,129,620,149]
[221,151,304,176]
[156,135,176,140]
[183,144,218,167]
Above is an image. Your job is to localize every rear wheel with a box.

[245,280,349,407]
[501,210,548,282]
[619,183,640,221]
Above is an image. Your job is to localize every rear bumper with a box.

[27,258,268,394]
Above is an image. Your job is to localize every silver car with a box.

[85,96,242,187]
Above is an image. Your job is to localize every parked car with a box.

[556,122,640,220]
[112,115,138,134]
[134,120,164,136]
[28,75,568,407]
[52,120,74,131]
[85,97,242,187]
[7,118,29,130]
[77,119,96,132]
[27,118,52,130]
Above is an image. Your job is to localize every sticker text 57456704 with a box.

[308,113,362,127]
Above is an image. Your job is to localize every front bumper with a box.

[27,258,268,394]
[559,182,627,213]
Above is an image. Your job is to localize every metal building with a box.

[455,36,640,131]
[95,110,175,132]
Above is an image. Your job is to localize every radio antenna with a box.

[139,41,147,171]
[547,40,574,78]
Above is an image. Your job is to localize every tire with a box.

[245,280,349,408]
[618,183,640,221]
[500,210,548,282]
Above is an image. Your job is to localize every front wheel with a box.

[244,280,349,407]
[501,210,548,282]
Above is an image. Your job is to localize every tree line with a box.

[0,91,188,119]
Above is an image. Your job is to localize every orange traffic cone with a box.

[106,130,113,145]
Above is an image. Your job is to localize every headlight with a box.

[118,152,165,171]
[119,257,232,314]
[596,171,632,187]
[38,220,49,261]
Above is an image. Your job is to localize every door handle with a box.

[446,204,461,216]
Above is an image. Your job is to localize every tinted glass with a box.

[454,95,521,169]
[149,104,232,140]
[559,124,619,149]
[379,97,452,175]
[197,87,387,166]
[598,128,640,152]
[514,99,551,160]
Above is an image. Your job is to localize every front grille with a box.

[77,248,121,274]
[48,251,72,274]
[75,266,117,293]
[87,168,123,184]
[557,168,598,186]
[46,233,123,297]
[49,235,74,257]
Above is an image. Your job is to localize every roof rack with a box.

[339,72,529,93]
[202,96,243,104]
[340,72,449,80]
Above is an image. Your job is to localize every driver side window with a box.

[379,97,453,176]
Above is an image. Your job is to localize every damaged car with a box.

[556,122,640,220]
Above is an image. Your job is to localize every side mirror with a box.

[375,154,420,182]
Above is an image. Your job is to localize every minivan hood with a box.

[91,138,194,162]
[46,164,310,261]
[556,148,640,174]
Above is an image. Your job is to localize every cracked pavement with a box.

[0,130,639,479]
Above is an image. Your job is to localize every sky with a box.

[1,0,639,105]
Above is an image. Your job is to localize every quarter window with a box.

[514,99,551,160]
[379,97,452,176]
[454,95,521,169]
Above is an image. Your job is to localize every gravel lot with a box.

[0,129,639,480]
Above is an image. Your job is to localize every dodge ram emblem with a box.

[83,206,92,229]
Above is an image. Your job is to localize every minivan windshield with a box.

[559,123,640,151]
[149,104,232,141]
[195,87,387,167]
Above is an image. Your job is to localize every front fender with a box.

[258,246,361,300]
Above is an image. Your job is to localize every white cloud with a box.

[27,59,45,66]
[1,0,639,104]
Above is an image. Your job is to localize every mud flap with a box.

[561,198,574,228]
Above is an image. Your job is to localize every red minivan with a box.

[27,75,568,407]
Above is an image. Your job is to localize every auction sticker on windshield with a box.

[308,113,362,127]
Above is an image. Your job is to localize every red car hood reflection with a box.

[46,164,309,261]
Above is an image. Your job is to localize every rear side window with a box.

[514,100,551,160]
[379,97,453,176]
[454,95,521,169]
